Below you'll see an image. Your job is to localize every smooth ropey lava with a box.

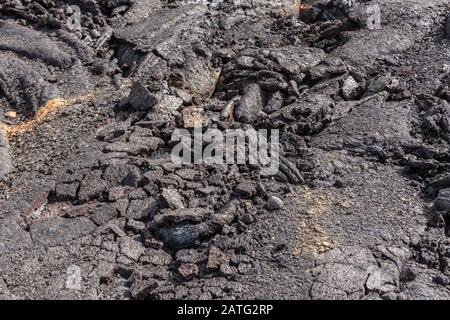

[0,0,449,300]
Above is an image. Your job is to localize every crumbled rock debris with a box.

[0,0,449,300]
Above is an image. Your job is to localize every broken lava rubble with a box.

[0,0,449,300]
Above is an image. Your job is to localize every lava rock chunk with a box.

[234,84,265,124]
[30,217,96,247]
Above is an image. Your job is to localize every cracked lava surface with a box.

[0,0,450,300]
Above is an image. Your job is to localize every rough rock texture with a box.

[0,0,449,300]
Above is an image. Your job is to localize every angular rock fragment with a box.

[153,95,183,115]
[175,249,206,264]
[160,187,185,209]
[108,186,134,201]
[114,6,218,97]
[207,246,229,271]
[125,197,158,220]
[55,182,79,201]
[235,181,257,199]
[103,142,149,155]
[340,76,360,100]
[219,263,236,277]
[156,224,200,250]
[63,204,93,218]
[211,202,237,227]
[30,217,96,247]
[309,56,348,81]
[141,248,173,266]
[90,204,118,226]
[175,169,204,181]
[234,84,265,124]
[103,165,141,187]
[264,91,285,114]
[153,208,209,226]
[128,135,164,151]
[120,82,158,110]
[78,171,108,202]
[434,189,450,214]
[181,51,220,98]
[126,219,146,233]
[178,263,199,280]
[119,237,145,262]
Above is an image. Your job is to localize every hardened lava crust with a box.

[0,0,450,300]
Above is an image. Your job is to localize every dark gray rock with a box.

[1,0,449,301]
[267,195,284,210]
[0,52,56,114]
[178,263,199,280]
[107,186,134,201]
[128,135,164,151]
[153,208,209,226]
[120,82,158,110]
[103,165,141,187]
[0,21,73,68]
[55,182,79,201]
[90,204,118,226]
[103,142,149,155]
[434,189,450,213]
[93,260,115,284]
[30,217,96,247]
[340,76,360,100]
[126,218,146,233]
[235,181,257,199]
[130,277,158,300]
[119,237,145,261]
[141,248,173,266]
[264,91,285,114]
[310,246,378,299]
[0,217,33,254]
[125,197,158,220]
[175,168,204,181]
[270,93,334,135]
[211,202,237,227]
[160,187,185,209]
[157,224,199,249]
[78,171,108,202]
[234,83,265,124]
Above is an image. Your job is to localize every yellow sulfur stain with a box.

[5,98,74,137]
[0,80,130,139]
[1,89,105,138]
